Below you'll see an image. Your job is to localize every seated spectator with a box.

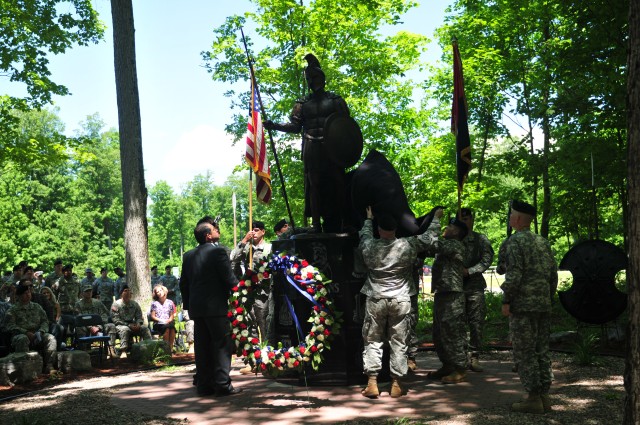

[111,286,151,357]
[150,285,176,353]
[182,309,195,354]
[75,284,117,356]
[39,286,64,350]
[4,279,57,373]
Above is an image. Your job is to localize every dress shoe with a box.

[215,387,243,397]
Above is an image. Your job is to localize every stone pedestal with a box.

[0,352,42,386]
[56,350,92,373]
[272,233,368,385]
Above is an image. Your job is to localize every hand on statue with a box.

[366,206,374,220]
[434,208,444,220]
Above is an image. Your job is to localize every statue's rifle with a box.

[240,27,296,234]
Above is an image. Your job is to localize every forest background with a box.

[0,0,629,279]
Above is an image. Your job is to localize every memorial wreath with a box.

[228,252,342,376]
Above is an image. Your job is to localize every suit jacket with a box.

[180,243,238,319]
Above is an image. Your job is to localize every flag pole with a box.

[240,27,296,232]
[232,192,237,247]
[248,171,253,269]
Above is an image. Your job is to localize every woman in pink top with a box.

[150,285,176,353]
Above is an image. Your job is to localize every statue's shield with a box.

[323,113,363,168]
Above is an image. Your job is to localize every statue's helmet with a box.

[304,53,326,91]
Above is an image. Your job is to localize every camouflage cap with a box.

[81,284,93,292]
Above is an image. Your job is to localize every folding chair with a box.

[74,314,112,365]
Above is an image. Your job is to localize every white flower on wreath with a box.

[316,324,325,332]
[237,315,244,321]
[317,334,325,341]
[319,311,328,317]
[316,275,323,281]
[317,343,324,350]
[240,329,249,337]
[325,318,333,325]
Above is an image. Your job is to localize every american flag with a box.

[451,40,471,193]
[245,78,271,204]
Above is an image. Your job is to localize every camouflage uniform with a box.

[230,240,273,343]
[114,274,127,300]
[429,220,468,372]
[182,309,194,344]
[57,276,80,314]
[160,273,180,305]
[406,253,426,362]
[462,231,494,356]
[80,276,96,293]
[74,298,117,343]
[94,276,116,311]
[5,301,57,369]
[150,274,162,291]
[501,229,558,395]
[44,272,63,294]
[358,219,437,378]
[111,298,151,351]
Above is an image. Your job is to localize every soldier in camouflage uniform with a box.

[111,286,151,356]
[358,207,441,398]
[406,251,427,372]
[459,208,494,372]
[113,267,127,300]
[94,267,116,311]
[501,200,558,414]
[150,266,162,291]
[57,265,80,315]
[74,284,117,355]
[230,221,273,345]
[5,280,57,372]
[80,268,96,296]
[160,265,180,305]
[44,259,64,294]
[427,213,469,384]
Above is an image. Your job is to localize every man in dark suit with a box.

[180,219,241,397]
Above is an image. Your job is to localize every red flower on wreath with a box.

[311,345,318,353]
[301,260,309,267]
[235,307,244,314]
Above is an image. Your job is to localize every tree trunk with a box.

[110,0,151,312]
[624,0,640,422]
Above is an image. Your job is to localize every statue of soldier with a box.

[264,54,361,233]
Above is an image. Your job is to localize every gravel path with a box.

[0,351,624,425]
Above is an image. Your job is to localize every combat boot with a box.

[469,356,483,372]
[407,358,418,372]
[540,393,552,412]
[108,346,119,359]
[361,375,379,398]
[427,366,454,379]
[511,392,544,414]
[390,378,404,398]
[441,369,466,384]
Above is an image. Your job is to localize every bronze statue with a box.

[265,54,361,233]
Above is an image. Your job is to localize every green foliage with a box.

[0,0,105,165]
[572,332,601,367]
[0,109,124,274]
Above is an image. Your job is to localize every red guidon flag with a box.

[451,40,472,193]
[245,78,271,203]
